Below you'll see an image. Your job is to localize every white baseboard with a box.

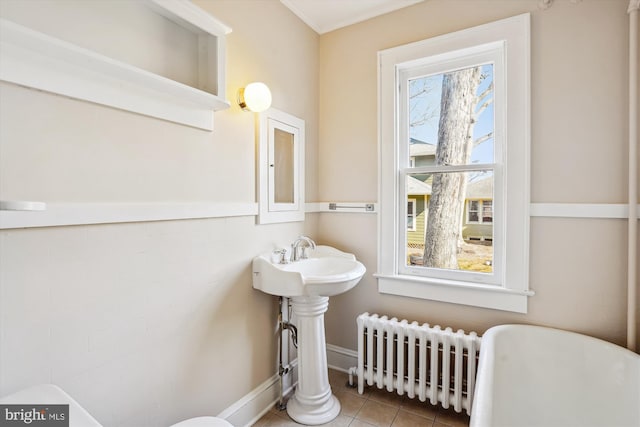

[216,373,279,427]
[217,361,297,427]
[326,344,358,374]
[217,345,357,427]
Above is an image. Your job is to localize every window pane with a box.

[482,200,493,223]
[407,200,415,230]
[468,200,479,223]
[406,171,493,273]
[408,64,494,167]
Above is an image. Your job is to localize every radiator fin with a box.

[356,313,482,415]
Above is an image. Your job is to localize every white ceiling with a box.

[280,0,425,34]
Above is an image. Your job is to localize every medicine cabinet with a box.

[257,108,305,224]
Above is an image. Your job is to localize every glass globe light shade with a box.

[239,82,272,112]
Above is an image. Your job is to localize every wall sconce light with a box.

[237,82,272,112]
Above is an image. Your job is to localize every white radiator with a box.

[355,313,482,415]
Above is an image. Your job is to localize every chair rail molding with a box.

[0,202,257,229]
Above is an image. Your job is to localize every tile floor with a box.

[253,369,470,427]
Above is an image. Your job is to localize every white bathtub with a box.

[470,324,640,427]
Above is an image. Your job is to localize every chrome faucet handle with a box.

[274,248,289,264]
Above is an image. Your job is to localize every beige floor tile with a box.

[399,397,438,420]
[391,410,434,427]
[269,405,288,416]
[318,414,353,427]
[269,407,291,421]
[433,417,470,427]
[349,419,378,427]
[251,411,274,427]
[329,370,370,399]
[256,369,468,427]
[367,387,404,407]
[252,411,298,427]
[433,408,470,427]
[339,383,371,399]
[354,400,399,427]
[329,369,350,388]
[334,390,367,417]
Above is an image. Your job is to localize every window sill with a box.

[374,273,533,313]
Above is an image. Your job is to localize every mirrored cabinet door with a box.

[258,108,305,224]
[269,123,298,210]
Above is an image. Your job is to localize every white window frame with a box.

[376,13,532,313]
[398,50,503,286]
[407,198,417,231]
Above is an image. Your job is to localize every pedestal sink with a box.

[252,245,366,425]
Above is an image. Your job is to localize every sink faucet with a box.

[290,235,316,262]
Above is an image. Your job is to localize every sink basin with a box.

[252,245,366,297]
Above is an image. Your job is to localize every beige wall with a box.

[0,0,318,425]
[0,0,638,424]
[318,0,639,349]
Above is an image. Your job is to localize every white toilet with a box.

[0,384,233,427]
[0,384,101,427]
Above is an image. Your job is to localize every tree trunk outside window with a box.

[423,67,481,269]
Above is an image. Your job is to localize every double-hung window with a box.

[376,14,532,313]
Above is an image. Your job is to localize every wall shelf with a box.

[0,201,46,211]
[0,0,231,131]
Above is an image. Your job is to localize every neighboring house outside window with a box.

[377,14,532,313]
[463,177,494,241]
[466,199,493,224]
[407,199,417,231]
[467,200,481,223]
[406,176,431,255]
[482,200,493,223]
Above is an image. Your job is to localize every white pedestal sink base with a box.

[286,393,340,425]
[287,296,340,425]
